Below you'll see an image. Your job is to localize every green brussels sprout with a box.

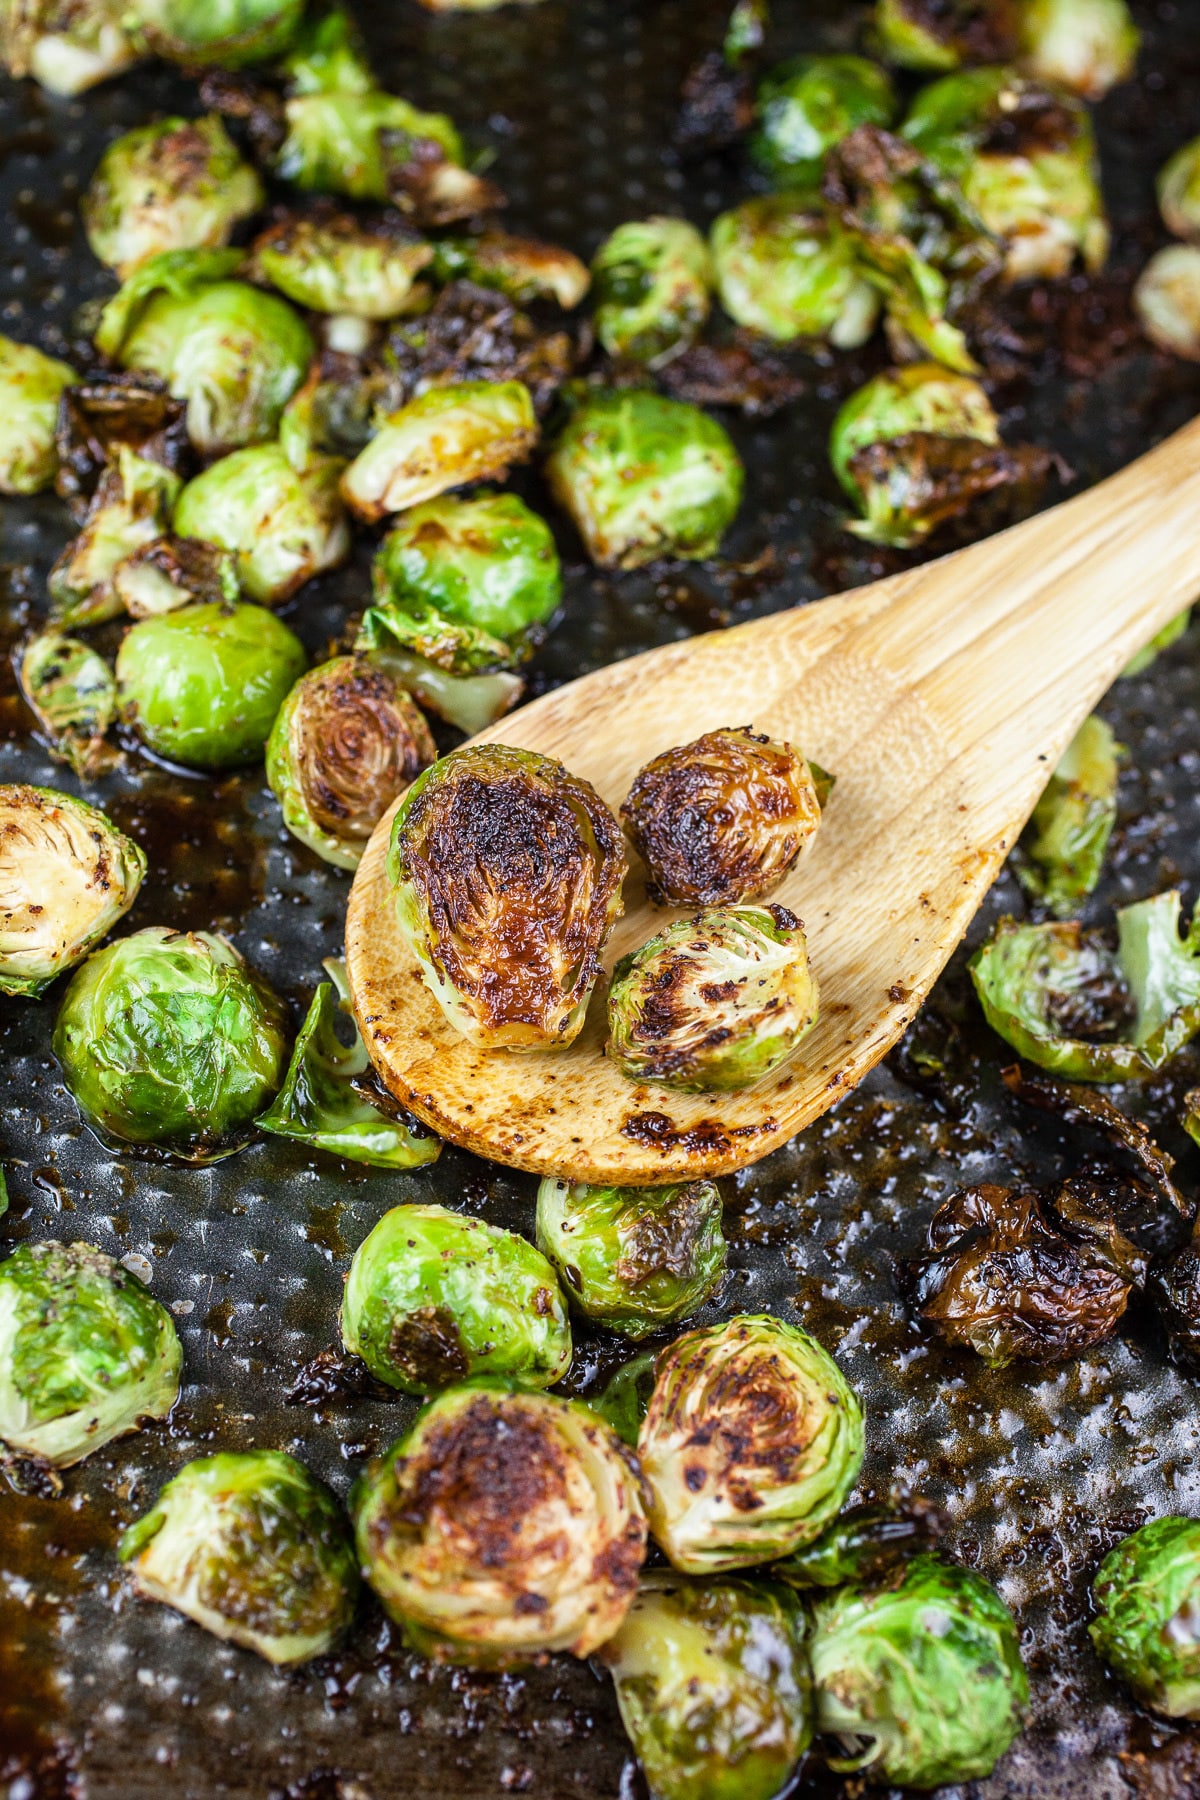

[752,54,896,187]
[341,380,538,524]
[1159,137,1200,243]
[545,387,742,570]
[0,785,145,997]
[112,534,240,620]
[870,0,1017,72]
[20,631,118,778]
[126,0,305,67]
[600,1573,812,1800]
[266,655,435,871]
[710,196,879,348]
[1015,715,1121,918]
[777,1500,945,1590]
[249,210,433,319]
[592,1350,657,1448]
[809,1554,1028,1787]
[49,449,183,628]
[430,231,591,309]
[116,601,307,770]
[53,925,289,1159]
[356,610,525,736]
[172,443,349,607]
[279,2,371,93]
[1,0,138,95]
[0,1240,180,1467]
[535,1179,726,1339]
[1124,608,1192,677]
[83,115,264,278]
[120,1450,358,1664]
[592,218,713,369]
[638,1314,864,1574]
[352,1382,647,1666]
[970,890,1200,1080]
[277,90,497,224]
[1090,1517,1200,1717]
[607,904,818,1093]
[1135,245,1200,363]
[388,743,626,1051]
[1019,0,1138,100]
[0,334,77,495]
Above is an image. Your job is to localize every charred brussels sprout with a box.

[277,89,496,224]
[638,1314,863,1574]
[535,1178,726,1339]
[0,334,77,495]
[0,785,145,996]
[388,744,627,1051]
[53,926,288,1159]
[592,218,713,368]
[173,443,349,607]
[752,54,896,187]
[778,1500,945,1590]
[266,655,435,871]
[711,196,879,347]
[127,0,305,67]
[1091,1518,1200,1717]
[1015,715,1121,917]
[83,115,264,277]
[871,0,1018,72]
[342,1203,571,1394]
[430,231,591,309]
[545,388,742,569]
[607,905,818,1092]
[116,601,307,769]
[249,210,433,319]
[120,1450,358,1664]
[1019,0,1139,101]
[20,632,118,778]
[352,1383,647,1666]
[1160,137,1200,243]
[1,0,138,95]
[1135,246,1200,363]
[114,535,239,619]
[0,1240,180,1467]
[622,727,823,907]
[49,448,182,627]
[601,1574,813,1800]
[809,1554,1028,1786]
[342,381,538,524]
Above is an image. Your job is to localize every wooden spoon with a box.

[346,415,1200,1186]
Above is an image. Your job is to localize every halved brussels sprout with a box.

[277,90,498,224]
[352,1382,647,1666]
[120,1450,358,1664]
[1019,0,1139,100]
[20,631,118,778]
[116,601,307,770]
[83,115,264,277]
[113,534,240,619]
[1090,1517,1200,1718]
[622,726,823,908]
[0,785,145,997]
[0,1240,180,1467]
[258,959,441,1168]
[607,905,818,1092]
[342,1202,570,1393]
[341,380,538,524]
[0,334,77,495]
[249,209,433,319]
[49,448,183,627]
[601,1573,812,1800]
[388,744,627,1051]
[431,231,591,309]
[1,0,138,95]
[1160,137,1200,243]
[545,387,743,569]
[52,925,289,1159]
[1135,245,1200,362]
[970,891,1200,1080]
[266,655,435,871]
[172,442,349,607]
[809,1554,1028,1787]
[127,0,305,67]
[637,1314,863,1574]
[710,195,880,347]
[777,1500,945,1590]
[592,218,713,369]
[1015,715,1120,917]
[871,0,1018,72]
[752,54,896,187]
[592,1350,658,1448]
[535,1178,726,1339]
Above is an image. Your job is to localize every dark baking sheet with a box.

[4,2,1200,1796]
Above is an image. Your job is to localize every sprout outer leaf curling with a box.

[1015,714,1121,917]
[0,333,77,495]
[19,632,119,779]
[592,1351,658,1448]
[592,217,714,369]
[173,442,351,607]
[1090,1516,1200,1718]
[83,114,264,277]
[341,381,539,524]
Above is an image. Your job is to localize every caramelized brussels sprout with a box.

[266,655,434,871]
[341,380,538,524]
[430,231,591,309]
[83,115,264,277]
[53,370,187,519]
[777,1500,945,1590]
[0,785,145,997]
[710,195,879,347]
[637,1315,863,1574]
[52,926,289,1159]
[752,54,896,187]
[173,442,349,606]
[0,334,77,495]
[20,631,118,778]
[1159,137,1200,243]
[1135,246,1200,363]
[1090,1518,1200,1718]
[607,905,818,1093]
[1015,714,1121,917]
[113,534,239,619]
[0,1240,180,1467]
[357,609,525,737]
[870,0,1018,72]
[388,744,627,1051]
[535,1178,726,1339]
[592,218,713,368]
[49,449,182,627]
[277,89,497,224]
[120,1450,358,1665]
[1,0,138,95]
[127,0,305,67]
[601,1573,812,1800]
[592,1350,658,1448]
[352,1383,647,1666]
[545,387,742,569]
[1019,0,1139,100]
[249,209,433,319]
[116,601,307,769]
[389,279,577,414]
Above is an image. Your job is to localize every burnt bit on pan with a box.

[658,336,806,417]
[388,281,578,414]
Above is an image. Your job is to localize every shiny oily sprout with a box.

[1090,1516,1200,1717]
[710,193,880,347]
[173,443,350,607]
[341,381,538,524]
[83,114,263,277]
[591,217,713,368]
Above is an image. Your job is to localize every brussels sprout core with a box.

[342,381,538,523]
[592,218,714,369]
[0,334,77,495]
[710,195,880,347]
[173,443,350,607]
[1135,246,1200,362]
[84,115,264,277]
[1091,1517,1200,1717]
[752,54,896,187]
[1160,137,1200,244]
[250,210,434,319]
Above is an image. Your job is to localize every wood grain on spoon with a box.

[346,415,1200,1185]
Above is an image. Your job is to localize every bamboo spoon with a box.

[346,415,1200,1186]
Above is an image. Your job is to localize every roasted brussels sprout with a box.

[809,1554,1028,1787]
[172,443,349,607]
[1,0,138,96]
[388,744,626,1050]
[258,959,441,1168]
[752,54,896,187]
[341,1203,571,1394]
[546,387,742,570]
[430,231,591,309]
[120,1450,358,1664]
[1090,1518,1200,1718]
[352,1383,647,1666]
[0,334,77,495]
[1019,0,1139,101]
[389,280,578,416]
[601,1573,812,1800]
[637,1314,863,1574]
[277,89,498,224]
[116,601,307,769]
[592,1350,658,1448]
[49,448,182,627]
[83,115,264,277]
[1015,715,1121,917]
[357,609,524,737]
[535,1178,726,1339]
[249,209,433,319]
[1159,137,1200,244]
[0,785,145,997]
[592,218,713,369]
[777,1500,945,1590]
[870,0,1018,72]
[53,926,289,1159]
[279,1,371,94]
[710,195,879,347]
[53,370,187,519]
[0,1240,180,1467]
[607,904,818,1092]
[112,534,239,619]
[127,0,305,67]
[341,380,538,524]
[1135,246,1200,363]
[20,631,118,778]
